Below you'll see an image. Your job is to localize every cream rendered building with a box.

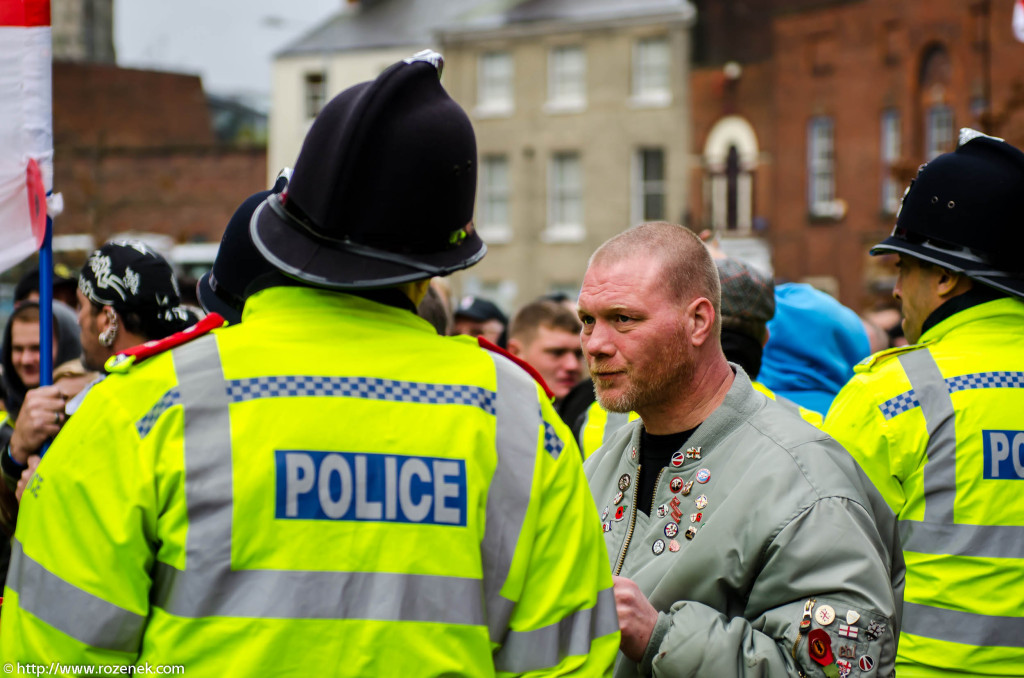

[270,0,696,313]
[269,0,489,182]
[443,0,696,309]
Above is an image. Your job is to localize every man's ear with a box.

[686,297,716,347]
[936,268,971,299]
[97,305,116,331]
[507,337,524,357]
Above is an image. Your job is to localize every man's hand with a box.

[614,575,659,662]
[16,454,41,502]
[10,385,67,464]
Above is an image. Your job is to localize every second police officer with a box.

[824,129,1024,677]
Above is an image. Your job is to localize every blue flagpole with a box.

[39,209,54,457]
[39,210,54,388]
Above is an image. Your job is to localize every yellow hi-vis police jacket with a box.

[824,297,1024,678]
[1,287,619,677]
[579,377,821,460]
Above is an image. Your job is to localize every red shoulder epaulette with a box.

[476,336,555,401]
[105,313,226,373]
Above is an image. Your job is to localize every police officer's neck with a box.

[921,281,1006,338]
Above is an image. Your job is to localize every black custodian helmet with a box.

[871,129,1024,299]
[251,50,485,289]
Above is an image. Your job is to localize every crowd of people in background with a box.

[0,50,1022,678]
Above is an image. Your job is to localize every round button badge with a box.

[695,468,711,484]
[814,604,836,626]
[694,495,708,510]
[652,539,666,555]
[664,522,679,538]
[618,474,631,491]
[670,477,683,493]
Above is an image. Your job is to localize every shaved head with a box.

[591,222,721,338]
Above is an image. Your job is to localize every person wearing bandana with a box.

[0,242,199,527]
[75,240,197,373]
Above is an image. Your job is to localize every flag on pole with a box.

[1014,0,1024,43]
[0,0,53,274]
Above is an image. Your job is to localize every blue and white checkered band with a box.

[543,419,564,459]
[226,375,497,414]
[879,371,1024,420]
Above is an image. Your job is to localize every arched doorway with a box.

[703,116,759,234]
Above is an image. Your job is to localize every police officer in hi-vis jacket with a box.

[824,129,1024,677]
[1,52,619,677]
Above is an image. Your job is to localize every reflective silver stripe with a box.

[152,561,484,624]
[493,586,619,672]
[902,601,1024,648]
[7,538,145,652]
[172,336,234,570]
[899,350,957,523]
[900,520,1024,559]
[484,352,542,642]
[603,411,630,445]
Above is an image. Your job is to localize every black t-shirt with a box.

[637,426,697,516]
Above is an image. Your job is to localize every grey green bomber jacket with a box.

[584,367,905,678]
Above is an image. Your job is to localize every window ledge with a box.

[628,92,672,109]
[474,103,514,119]
[541,224,585,243]
[478,225,512,245]
[543,99,587,115]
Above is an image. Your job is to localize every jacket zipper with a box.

[614,465,664,576]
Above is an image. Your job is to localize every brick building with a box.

[690,0,1024,309]
[51,62,268,248]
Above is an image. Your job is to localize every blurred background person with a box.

[451,295,507,346]
[76,240,197,373]
[1,300,85,586]
[758,282,871,416]
[506,299,583,408]
[13,263,80,310]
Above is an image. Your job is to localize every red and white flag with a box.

[1015,0,1024,44]
[0,0,52,274]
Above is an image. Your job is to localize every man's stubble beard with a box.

[592,337,695,414]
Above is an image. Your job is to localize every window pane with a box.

[925,105,953,160]
[638,148,666,221]
[644,194,665,221]
[305,73,326,119]
[808,116,835,212]
[551,153,582,226]
[643,150,664,180]
[550,45,585,104]
[479,52,513,109]
[881,109,901,213]
[634,37,669,97]
[481,156,509,229]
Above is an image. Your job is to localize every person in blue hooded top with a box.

[757,282,870,416]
